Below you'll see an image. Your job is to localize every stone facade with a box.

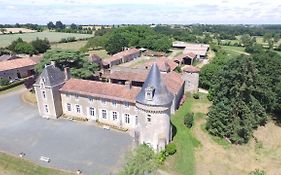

[34,63,173,151]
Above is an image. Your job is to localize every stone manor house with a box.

[34,59,198,151]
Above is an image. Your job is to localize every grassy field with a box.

[162,94,201,175]
[0,152,73,175]
[88,49,110,59]
[0,28,36,34]
[51,40,88,51]
[222,45,249,58]
[0,31,93,48]
[189,93,281,175]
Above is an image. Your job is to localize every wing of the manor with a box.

[34,62,178,151]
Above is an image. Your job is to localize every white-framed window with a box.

[112,100,117,107]
[112,111,118,121]
[124,102,129,108]
[67,103,71,111]
[76,105,81,113]
[125,114,130,124]
[147,114,151,123]
[102,109,107,119]
[45,104,48,113]
[66,94,70,98]
[89,107,95,116]
[42,91,46,99]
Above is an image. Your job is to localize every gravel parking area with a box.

[0,88,133,174]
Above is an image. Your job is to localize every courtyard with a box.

[0,87,133,175]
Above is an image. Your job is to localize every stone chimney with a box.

[64,67,71,81]
[125,81,132,89]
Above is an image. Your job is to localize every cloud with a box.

[0,0,280,24]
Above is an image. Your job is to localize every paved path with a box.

[0,88,133,175]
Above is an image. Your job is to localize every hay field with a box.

[0,31,93,48]
[0,28,36,34]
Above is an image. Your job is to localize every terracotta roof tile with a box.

[173,53,196,62]
[142,57,178,72]
[103,48,139,64]
[101,67,184,95]
[183,65,200,73]
[60,79,141,103]
[0,58,36,72]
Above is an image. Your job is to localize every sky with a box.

[0,0,280,24]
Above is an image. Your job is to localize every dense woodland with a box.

[200,47,281,143]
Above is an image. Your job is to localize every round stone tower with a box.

[135,63,173,151]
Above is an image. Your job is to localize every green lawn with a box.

[0,152,73,175]
[167,94,201,175]
[0,31,93,47]
[51,40,88,51]
[88,49,110,59]
[222,45,249,58]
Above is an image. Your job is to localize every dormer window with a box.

[145,85,155,101]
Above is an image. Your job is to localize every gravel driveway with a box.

[0,87,133,175]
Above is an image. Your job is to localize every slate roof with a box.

[136,63,173,106]
[35,64,65,87]
[60,78,141,103]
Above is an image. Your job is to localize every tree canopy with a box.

[84,26,172,54]
[118,144,159,175]
[35,50,100,79]
[202,47,281,143]
[7,37,50,54]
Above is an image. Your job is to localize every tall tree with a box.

[207,56,267,144]
[47,21,55,29]
[55,21,65,29]
[35,50,99,79]
[31,38,50,53]
[105,33,128,54]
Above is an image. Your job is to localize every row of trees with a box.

[200,47,281,144]
[0,23,43,32]
[47,21,93,34]
[7,38,50,55]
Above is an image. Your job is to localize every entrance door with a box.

[89,107,96,120]
[17,72,21,79]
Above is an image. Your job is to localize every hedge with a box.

[0,80,25,91]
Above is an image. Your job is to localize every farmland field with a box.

[0,28,36,34]
[51,40,88,51]
[0,31,94,48]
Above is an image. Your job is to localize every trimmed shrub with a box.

[0,80,25,91]
[0,78,10,86]
[184,112,194,128]
[249,169,266,175]
[193,93,200,99]
[165,143,177,155]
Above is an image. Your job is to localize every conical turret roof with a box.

[136,63,173,106]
